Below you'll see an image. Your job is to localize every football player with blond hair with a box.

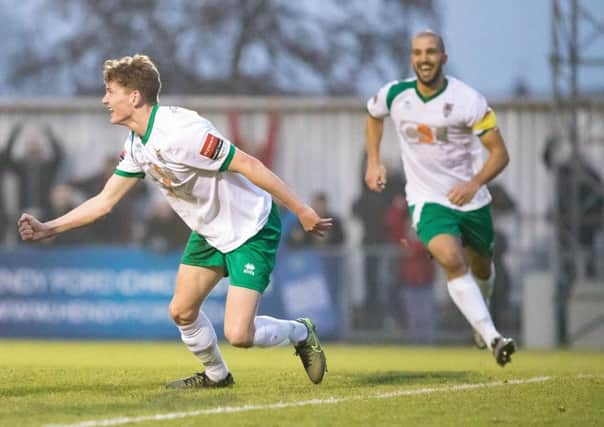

[18,54,329,388]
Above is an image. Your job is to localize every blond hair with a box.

[103,54,161,104]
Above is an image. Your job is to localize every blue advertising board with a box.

[0,245,338,339]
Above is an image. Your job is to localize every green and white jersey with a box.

[116,104,272,252]
[367,76,493,211]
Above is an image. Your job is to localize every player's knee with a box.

[437,248,465,272]
[168,303,197,326]
[472,261,492,280]
[224,326,253,348]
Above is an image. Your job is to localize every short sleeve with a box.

[166,124,235,173]
[366,81,397,119]
[465,90,489,130]
[115,133,145,179]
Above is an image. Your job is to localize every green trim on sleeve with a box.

[219,144,236,172]
[386,80,417,110]
[477,129,489,137]
[114,169,145,179]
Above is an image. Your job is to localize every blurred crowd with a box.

[1,123,602,343]
[0,123,190,252]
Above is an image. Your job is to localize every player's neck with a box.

[126,104,155,138]
[416,75,446,99]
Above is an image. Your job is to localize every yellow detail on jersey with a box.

[472,108,497,136]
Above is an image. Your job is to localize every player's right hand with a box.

[297,205,333,237]
[17,213,51,241]
[365,163,388,192]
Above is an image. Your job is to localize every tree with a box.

[9,0,439,96]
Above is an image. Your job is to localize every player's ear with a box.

[130,90,143,107]
[442,52,448,65]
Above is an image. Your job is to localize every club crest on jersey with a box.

[200,133,224,160]
[443,103,454,117]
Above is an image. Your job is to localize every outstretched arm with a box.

[447,128,510,206]
[365,114,388,192]
[227,149,332,236]
[18,174,139,241]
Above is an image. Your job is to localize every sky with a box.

[440,0,604,100]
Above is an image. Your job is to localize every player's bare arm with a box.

[364,114,387,192]
[17,174,139,241]
[227,148,332,236]
[447,128,509,206]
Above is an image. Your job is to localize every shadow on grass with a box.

[348,371,473,386]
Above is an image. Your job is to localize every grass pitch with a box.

[1,340,603,427]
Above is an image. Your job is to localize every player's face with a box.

[411,35,447,86]
[102,81,134,125]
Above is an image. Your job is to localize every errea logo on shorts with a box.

[243,263,256,276]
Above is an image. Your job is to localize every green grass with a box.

[1,340,603,426]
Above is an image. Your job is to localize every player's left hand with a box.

[447,181,480,206]
[298,206,333,237]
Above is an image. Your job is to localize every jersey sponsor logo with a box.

[417,124,434,143]
[243,263,256,276]
[400,121,448,145]
[200,133,224,160]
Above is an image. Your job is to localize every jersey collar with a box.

[141,103,159,145]
[415,78,448,103]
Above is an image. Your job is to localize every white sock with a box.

[252,315,309,347]
[473,262,495,304]
[448,272,500,349]
[178,311,229,381]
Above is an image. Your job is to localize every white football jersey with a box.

[116,104,272,252]
[367,76,493,211]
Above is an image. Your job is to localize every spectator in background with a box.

[487,183,516,328]
[46,184,92,245]
[6,123,64,220]
[0,129,14,244]
[66,155,148,244]
[543,138,603,280]
[386,194,436,343]
[143,198,190,252]
[543,138,604,345]
[286,192,344,248]
[352,156,401,328]
[286,192,346,310]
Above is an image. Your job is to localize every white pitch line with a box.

[43,376,552,427]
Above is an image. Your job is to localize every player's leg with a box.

[460,204,497,305]
[223,203,327,383]
[166,264,233,387]
[223,285,326,383]
[413,205,501,353]
[459,205,515,364]
[166,232,233,389]
[466,248,494,301]
[427,234,503,351]
[465,247,494,349]
[223,286,308,347]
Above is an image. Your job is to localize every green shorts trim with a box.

[409,203,495,257]
[180,203,282,293]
